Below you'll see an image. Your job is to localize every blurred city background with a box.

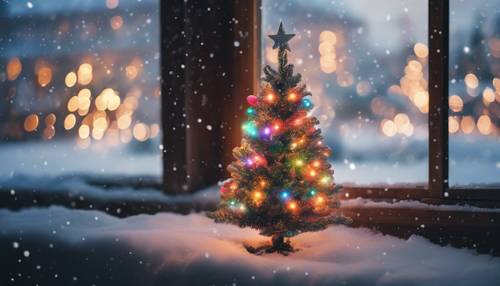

[0,0,498,186]
[262,0,499,186]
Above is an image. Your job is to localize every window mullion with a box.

[428,0,450,198]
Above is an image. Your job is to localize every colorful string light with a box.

[264,93,276,104]
[287,92,299,102]
[301,98,313,109]
[280,190,290,200]
[246,107,256,117]
[294,159,304,167]
[242,121,258,137]
[287,200,298,211]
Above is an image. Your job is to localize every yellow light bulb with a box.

[295,159,304,167]
[259,180,267,188]
[310,170,317,177]
[288,201,298,211]
[265,93,275,103]
[287,92,298,102]
[230,182,238,190]
[316,196,325,205]
[253,191,263,200]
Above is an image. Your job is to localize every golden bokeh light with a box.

[414,43,429,58]
[493,78,500,92]
[65,72,77,87]
[37,66,52,87]
[407,60,422,73]
[150,123,160,138]
[107,94,121,111]
[24,114,39,132]
[77,63,93,85]
[449,95,463,112]
[464,73,479,89]
[448,116,460,133]
[482,87,495,104]
[413,91,429,110]
[110,15,123,30]
[67,96,79,112]
[318,42,334,55]
[394,113,410,127]
[7,57,22,81]
[92,127,105,140]
[43,126,55,140]
[117,115,132,130]
[477,115,492,135]
[78,88,91,99]
[133,123,149,142]
[460,116,475,134]
[356,81,371,96]
[125,65,138,80]
[381,120,397,137]
[44,113,56,126]
[319,30,337,44]
[106,0,119,9]
[319,30,337,74]
[64,114,76,130]
[93,117,108,132]
[78,124,90,139]
[78,96,91,111]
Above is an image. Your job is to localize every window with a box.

[0,0,161,178]
[260,0,500,200]
[262,0,429,186]
[449,0,500,188]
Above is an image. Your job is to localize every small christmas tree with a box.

[209,22,350,255]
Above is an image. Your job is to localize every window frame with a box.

[161,0,500,202]
[341,0,500,203]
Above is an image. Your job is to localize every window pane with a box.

[262,0,428,185]
[0,0,161,178]
[449,0,500,187]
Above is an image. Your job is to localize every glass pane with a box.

[449,0,500,187]
[262,0,428,185]
[0,0,161,179]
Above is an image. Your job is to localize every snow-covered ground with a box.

[1,206,500,286]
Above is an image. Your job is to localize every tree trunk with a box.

[271,234,285,249]
[244,233,295,255]
[270,233,294,254]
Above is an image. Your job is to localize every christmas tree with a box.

[209,22,350,254]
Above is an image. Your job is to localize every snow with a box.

[0,139,162,178]
[1,206,499,285]
[0,174,218,205]
[1,139,497,188]
[341,198,500,213]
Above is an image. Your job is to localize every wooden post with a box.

[160,0,260,193]
[428,0,449,197]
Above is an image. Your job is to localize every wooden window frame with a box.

[161,0,500,203]
[341,0,500,203]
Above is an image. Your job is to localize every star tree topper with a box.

[268,22,295,51]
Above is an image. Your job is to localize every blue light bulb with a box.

[246,107,256,117]
[280,190,290,200]
[242,121,258,138]
[301,98,313,110]
[309,189,316,196]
